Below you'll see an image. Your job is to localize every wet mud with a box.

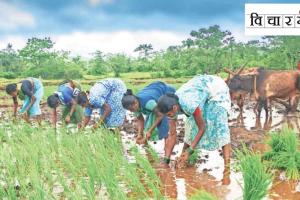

[1,98,300,199]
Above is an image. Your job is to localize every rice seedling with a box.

[0,122,163,199]
[130,146,163,199]
[188,149,200,165]
[188,190,217,200]
[145,145,160,163]
[236,147,272,200]
[263,127,300,180]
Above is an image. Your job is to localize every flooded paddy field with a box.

[1,97,300,199]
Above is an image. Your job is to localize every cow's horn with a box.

[224,68,236,75]
[236,61,249,75]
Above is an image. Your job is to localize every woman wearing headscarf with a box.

[157,75,232,185]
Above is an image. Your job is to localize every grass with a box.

[188,190,217,200]
[236,148,272,200]
[0,121,163,199]
[263,127,300,180]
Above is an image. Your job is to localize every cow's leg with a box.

[264,99,270,122]
[237,95,244,113]
[289,94,300,113]
[257,99,264,119]
[273,98,291,112]
[237,95,244,123]
[263,99,273,130]
[253,101,258,116]
[256,99,265,129]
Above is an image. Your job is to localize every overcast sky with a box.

[0,0,298,57]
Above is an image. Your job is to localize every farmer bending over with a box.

[6,77,44,124]
[47,80,84,128]
[80,78,127,129]
[122,81,177,165]
[157,75,232,185]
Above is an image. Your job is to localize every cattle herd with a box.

[225,66,300,121]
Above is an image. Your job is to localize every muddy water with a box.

[2,99,300,199]
[121,101,300,200]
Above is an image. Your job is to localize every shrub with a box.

[0,71,18,79]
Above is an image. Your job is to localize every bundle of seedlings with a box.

[188,149,200,165]
[263,127,300,180]
[236,148,272,200]
[175,149,200,169]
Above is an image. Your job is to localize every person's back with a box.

[176,75,231,113]
[57,80,81,106]
[137,81,175,109]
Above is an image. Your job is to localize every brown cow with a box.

[227,68,300,120]
[224,67,258,117]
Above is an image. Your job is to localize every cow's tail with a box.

[296,75,300,90]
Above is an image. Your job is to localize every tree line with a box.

[1,25,300,79]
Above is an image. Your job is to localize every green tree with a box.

[19,37,55,68]
[134,44,153,58]
[0,43,20,72]
[89,50,107,75]
[106,54,130,77]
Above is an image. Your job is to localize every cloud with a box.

[0,30,186,57]
[0,27,259,58]
[7,0,242,34]
[53,30,187,57]
[0,35,27,50]
[5,0,300,36]
[0,1,35,31]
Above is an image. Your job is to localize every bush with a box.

[0,72,18,79]
[26,65,83,79]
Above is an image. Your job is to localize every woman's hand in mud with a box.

[92,119,104,130]
[65,115,71,124]
[19,111,28,119]
[145,131,152,140]
[92,123,101,131]
[12,114,18,123]
[136,134,143,140]
[136,134,147,145]
[176,151,189,169]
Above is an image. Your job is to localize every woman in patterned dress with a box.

[81,78,127,129]
[122,81,176,164]
[6,77,44,124]
[157,74,232,185]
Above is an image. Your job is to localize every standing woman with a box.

[81,78,126,129]
[157,75,232,185]
[5,77,44,124]
[47,80,84,128]
[122,81,176,164]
